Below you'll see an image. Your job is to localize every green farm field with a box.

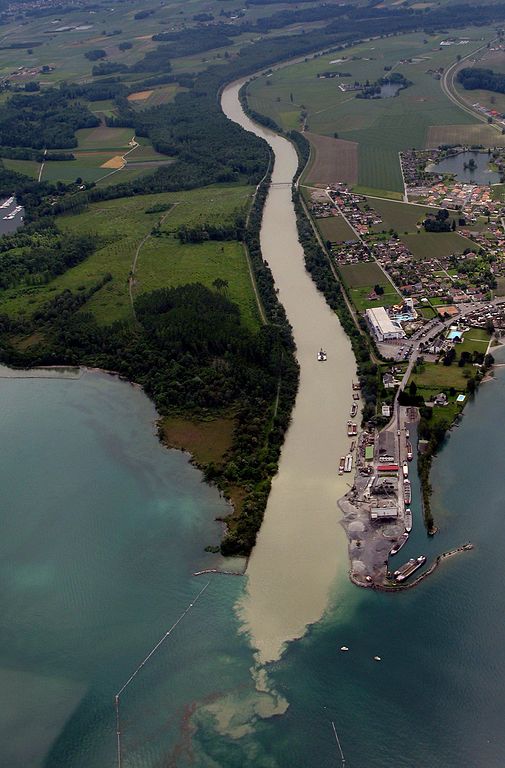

[365,198,440,233]
[247,27,497,194]
[316,215,356,243]
[2,158,40,179]
[339,261,401,310]
[0,185,256,326]
[400,231,476,259]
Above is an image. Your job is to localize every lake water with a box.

[429,151,501,185]
[5,360,505,766]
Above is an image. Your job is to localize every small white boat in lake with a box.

[340,646,349,652]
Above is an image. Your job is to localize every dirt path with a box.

[128,203,181,320]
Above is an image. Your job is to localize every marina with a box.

[0,195,14,209]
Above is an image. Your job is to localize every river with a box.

[4,76,505,767]
[221,81,359,671]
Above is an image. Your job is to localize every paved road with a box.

[441,37,500,130]
[397,299,505,395]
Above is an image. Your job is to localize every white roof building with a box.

[365,307,406,342]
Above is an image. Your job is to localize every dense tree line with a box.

[177,218,245,243]
[151,26,235,56]
[423,208,451,232]
[0,90,99,149]
[0,225,98,289]
[0,146,74,162]
[458,67,505,95]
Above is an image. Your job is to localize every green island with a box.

[2,0,505,569]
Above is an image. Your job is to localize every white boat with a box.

[402,461,409,479]
[340,646,349,652]
[0,196,14,209]
[373,656,381,661]
[405,507,412,533]
[317,348,327,361]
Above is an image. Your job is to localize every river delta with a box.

[3,79,505,768]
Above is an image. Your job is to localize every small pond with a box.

[427,150,501,185]
[379,82,401,98]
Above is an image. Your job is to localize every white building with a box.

[365,307,406,342]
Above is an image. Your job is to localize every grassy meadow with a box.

[339,261,402,310]
[0,185,259,328]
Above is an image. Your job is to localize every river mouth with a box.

[221,80,360,667]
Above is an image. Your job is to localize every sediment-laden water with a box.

[221,80,359,669]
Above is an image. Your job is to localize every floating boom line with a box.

[331,720,346,766]
[114,581,210,768]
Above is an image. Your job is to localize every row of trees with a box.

[458,67,505,95]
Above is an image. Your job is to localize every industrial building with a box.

[365,307,406,342]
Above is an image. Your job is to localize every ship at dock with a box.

[404,507,412,532]
[339,457,345,475]
[402,461,409,478]
[389,532,409,556]
[344,454,353,473]
[347,421,358,437]
[0,196,14,209]
[393,555,426,582]
[406,441,413,461]
[403,479,411,505]
[350,403,358,417]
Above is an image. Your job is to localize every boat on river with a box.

[351,403,358,417]
[404,508,412,533]
[407,441,413,461]
[344,454,353,473]
[393,555,426,582]
[402,461,409,478]
[403,479,411,504]
[338,457,345,475]
[317,348,327,361]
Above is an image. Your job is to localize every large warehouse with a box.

[365,306,406,342]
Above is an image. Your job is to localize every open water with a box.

[429,150,501,186]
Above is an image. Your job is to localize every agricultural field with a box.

[304,133,358,187]
[365,199,439,233]
[1,158,40,179]
[127,84,182,110]
[400,231,476,259]
[316,215,356,243]
[0,185,257,327]
[247,27,498,194]
[339,261,402,310]
[36,127,171,184]
[426,123,505,147]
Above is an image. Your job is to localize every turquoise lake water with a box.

[3,365,505,766]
